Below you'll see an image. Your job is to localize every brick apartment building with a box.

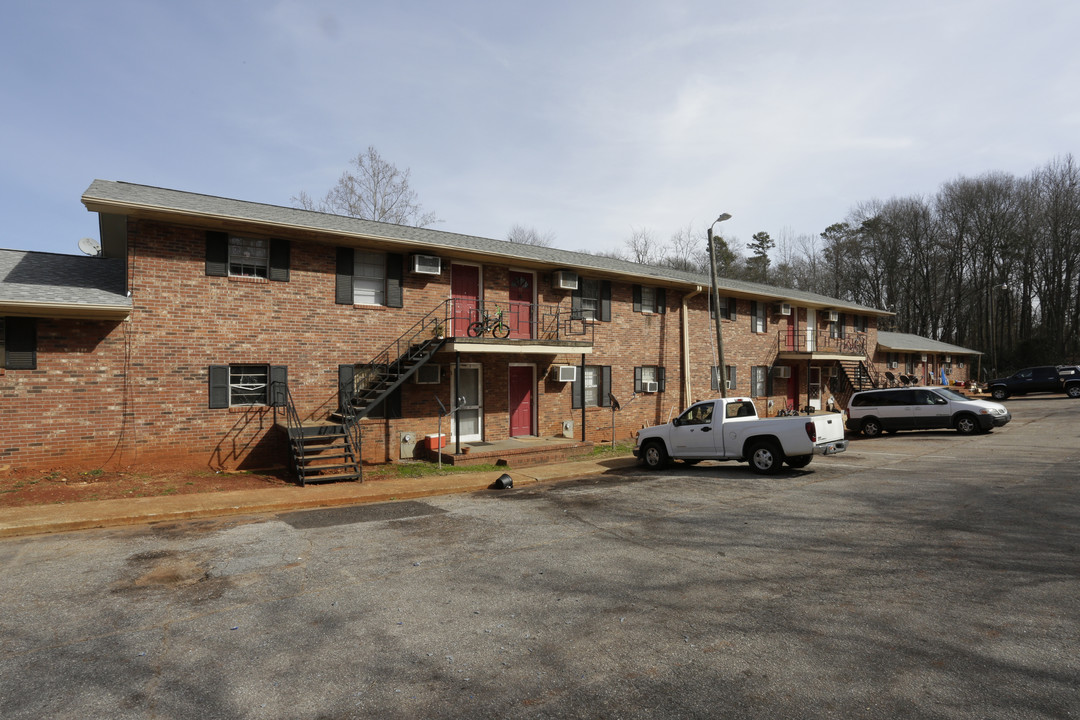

[0,180,978,478]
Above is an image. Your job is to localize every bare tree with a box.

[624,227,662,265]
[293,146,440,227]
[506,224,555,247]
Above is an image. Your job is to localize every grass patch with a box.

[587,440,636,458]
[372,462,504,480]
[80,469,105,477]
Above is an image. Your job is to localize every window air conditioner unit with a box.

[773,366,791,379]
[827,310,839,322]
[414,364,441,384]
[553,270,579,290]
[945,355,951,363]
[776,302,792,316]
[890,361,899,369]
[410,254,442,275]
[725,379,734,390]
[921,354,928,362]
[556,365,578,382]
[643,381,659,393]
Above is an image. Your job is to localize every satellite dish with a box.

[608,393,621,411]
[78,237,101,256]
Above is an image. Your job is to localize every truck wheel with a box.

[786,455,812,469]
[990,386,1008,401]
[955,414,979,435]
[641,441,668,470]
[1067,385,1080,399]
[748,440,783,475]
[861,418,883,438]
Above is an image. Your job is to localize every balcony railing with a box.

[776,330,868,356]
[446,298,594,343]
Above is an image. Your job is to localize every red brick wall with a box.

[2,216,891,471]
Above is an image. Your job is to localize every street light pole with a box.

[989,283,1008,377]
[708,213,733,397]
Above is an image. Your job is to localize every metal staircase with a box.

[280,303,452,485]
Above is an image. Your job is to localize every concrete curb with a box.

[0,457,639,539]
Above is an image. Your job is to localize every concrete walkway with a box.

[0,457,639,539]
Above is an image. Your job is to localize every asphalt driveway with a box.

[1,397,1077,719]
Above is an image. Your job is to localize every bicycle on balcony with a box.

[467,306,510,339]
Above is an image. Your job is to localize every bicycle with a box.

[467,307,510,338]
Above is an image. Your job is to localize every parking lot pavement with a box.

[0,398,1077,719]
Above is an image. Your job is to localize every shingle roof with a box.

[876,331,982,356]
[0,249,131,318]
[82,179,890,316]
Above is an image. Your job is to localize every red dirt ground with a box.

[0,464,310,508]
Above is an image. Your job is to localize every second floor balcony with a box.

[776,329,869,359]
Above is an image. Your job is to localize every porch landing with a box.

[426,436,594,468]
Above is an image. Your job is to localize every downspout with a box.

[682,286,704,407]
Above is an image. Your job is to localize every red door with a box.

[786,366,800,410]
[508,270,534,339]
[509,366,534,437]
[451,265,480,337]
[785,314,799,351]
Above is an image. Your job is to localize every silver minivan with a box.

[846,386,1011,437]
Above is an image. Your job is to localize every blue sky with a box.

[3,0,1078,258]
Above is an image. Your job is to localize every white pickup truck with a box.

[633,397,848,474]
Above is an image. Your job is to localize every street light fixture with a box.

[708,213,733,397]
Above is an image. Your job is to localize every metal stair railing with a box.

[274,380,309,483]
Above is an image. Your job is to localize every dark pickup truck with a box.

[987,365,1080,400]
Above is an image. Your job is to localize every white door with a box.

[670,402,720,458]
[808,366,822,411]
[452,365,482,442]
[806,308,816,352]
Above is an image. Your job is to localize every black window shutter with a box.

[729,366,737,389]
[206,232,228,277]
[269,239,290,282]
[269,365,287,407]
[335,248,354,305]
[632,285,642,313]
[208,365,230,408]
[750,301,757,328]
[658,366,666,392]
[571,287,582,319]
[657,288,666,314]
[386,253,404,308]
[571,374,582,409]
[600,281,611,322]
[634,366,643,393]
[728,297,737,321]
[711,366,720,392]
[600,366,612,406]
[766,367,774,396]
[709,293,716,319]
[338,364,355,412]
[5,317,37,370]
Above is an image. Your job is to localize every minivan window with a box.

[914,389,947,405]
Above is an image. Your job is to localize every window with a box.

[229,237,269,278]
[0,317,36,370]
[679,402,714,425]
[711,365,737,391]
[710,295,737,321]
[751,365,770,397]
[572,365,611,408]
[208,364,286,408]
[335,248,404,307]
[750,301,767,333]
[205,232,289,281]
[634,366,666,393]
[353,251,386,305]
[830,312,846,339]
[633,285,666,314]
[905,356,915,374]
[572,279,611,322]
[852,315,869,333]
